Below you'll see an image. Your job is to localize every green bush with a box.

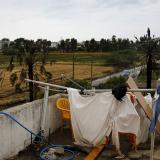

[105,50,138,68]
[96,76,127,89]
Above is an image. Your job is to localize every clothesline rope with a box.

[38,86,67,92]
[25,79,156,93]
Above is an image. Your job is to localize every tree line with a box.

[58,36,132,52]
[1,36,134,54]
[1,34,160,54]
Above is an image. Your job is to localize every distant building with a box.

[0,41,2,50]
[51,42,58,48]
[0,38,10,50]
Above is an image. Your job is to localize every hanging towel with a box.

[67,88,141,150]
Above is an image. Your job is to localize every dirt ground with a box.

[44,63,114,80]
[0,63,114,107]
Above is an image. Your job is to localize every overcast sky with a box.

[0,0,160,41]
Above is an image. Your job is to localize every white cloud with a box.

[0,0,159,41]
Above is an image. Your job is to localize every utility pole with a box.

[91,60,93,84]
[72,52,75,80]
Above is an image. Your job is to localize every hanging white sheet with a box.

[67,88,141,150]
[127,93,150,144]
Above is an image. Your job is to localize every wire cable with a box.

[0,111,75,160]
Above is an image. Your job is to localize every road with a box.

[91,66,143,87]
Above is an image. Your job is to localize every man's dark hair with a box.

[112,84,127,101]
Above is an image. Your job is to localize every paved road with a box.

[91,66,143,87]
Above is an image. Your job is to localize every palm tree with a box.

[17,39,37,101]
[135,28,159,88]
[13,38,52,101]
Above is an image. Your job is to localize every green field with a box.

[47,52,111,64]
[0,52,110,68]
[0,49,139,67]
[0,54,13,67]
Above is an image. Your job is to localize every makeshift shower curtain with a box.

[67,88,141,150]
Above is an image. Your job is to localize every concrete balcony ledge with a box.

[0,94,62,160]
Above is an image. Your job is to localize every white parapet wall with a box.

[0,94,62,160]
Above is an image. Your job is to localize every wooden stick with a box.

[84,145,105,160]
[127,76,160,134]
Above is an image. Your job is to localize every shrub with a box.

[64,79,91,89]
[96,76,127,89]
[105,50,138,68]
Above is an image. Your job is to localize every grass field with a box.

[47,52,112,64]
[0,51,112,67]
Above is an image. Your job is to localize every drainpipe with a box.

[41,85,50,135]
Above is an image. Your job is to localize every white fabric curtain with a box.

[67,88,145,150]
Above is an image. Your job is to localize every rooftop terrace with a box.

[7,127,160,160]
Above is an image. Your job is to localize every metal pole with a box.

[72,52,75,80]
[91,61,93,84]
[31,133,32,144]
[41,85,50,133]
[38,86,66,92]
[48,128,51,143]
[25,79,68,90]
[61,74,85,90]
[84,88,156,93]
[25,79,156,93]
[150,132,155,160]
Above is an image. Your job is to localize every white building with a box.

[0,39,10,50]
[0,41,2,50]
[51,42,58,48]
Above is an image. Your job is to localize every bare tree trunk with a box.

[147,53,152,89]
[28,63,34,102]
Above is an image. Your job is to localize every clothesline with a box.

[38,86,67,93]
[25,79,156,93]
[25,78,159,160]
